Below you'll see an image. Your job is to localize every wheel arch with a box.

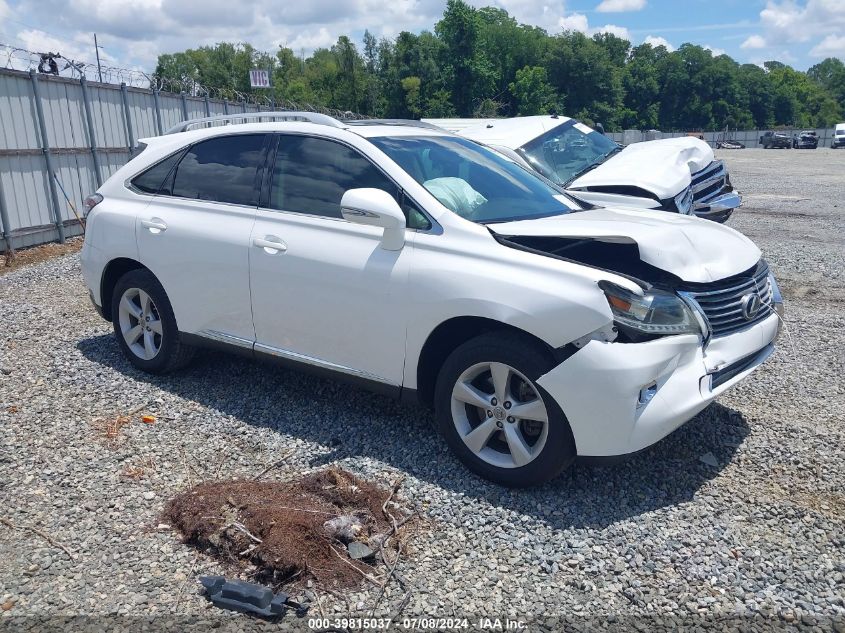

[100,258,149,321]
[413,316,560,409]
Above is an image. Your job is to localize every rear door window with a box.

[171,134,267,206]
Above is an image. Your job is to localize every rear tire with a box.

[111,269,195,374]
[434,331,576,487]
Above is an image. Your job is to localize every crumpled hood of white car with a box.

[490,206,760,283]
[569,137,715,200]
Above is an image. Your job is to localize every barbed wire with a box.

[0,42,368,119]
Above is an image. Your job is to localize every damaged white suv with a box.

[81,113,782,487]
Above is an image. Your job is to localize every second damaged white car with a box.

[425,115,742,223]
[82,114,778,487]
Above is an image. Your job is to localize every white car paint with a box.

[424,115,739,220]
[81,117,779,481]
[489,206,760,283]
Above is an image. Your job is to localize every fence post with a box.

[120,82,136,156]
[79,76,103,187]
[180,92,189,120]
[0,174,14,254]
[153,88,164,135]
[204,94,211,117]
[241,99,247,113]
[29,70,65,243]
[223,99,229,114]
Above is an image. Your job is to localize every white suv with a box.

[81,113,782,487]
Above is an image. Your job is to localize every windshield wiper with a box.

[562,145,623,187]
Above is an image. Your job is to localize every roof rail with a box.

[165,111,345,135]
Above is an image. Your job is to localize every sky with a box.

[0,0,843,74]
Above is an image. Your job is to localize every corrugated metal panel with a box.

[0,71,41,150]
[157,93,186,134]
[0,154,53,232]
[87,83,129,148]
[127,87,158,139]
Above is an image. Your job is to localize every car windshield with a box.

[515,120,621,186]
[369,135,578,224]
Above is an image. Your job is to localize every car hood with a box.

[489,206,760,283]
[569,137,714,200]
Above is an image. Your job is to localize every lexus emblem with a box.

[740,292,763,320]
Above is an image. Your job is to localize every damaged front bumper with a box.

[537,312,779,458]
[691,160,741,223]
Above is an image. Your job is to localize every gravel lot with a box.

[1,148,843,631]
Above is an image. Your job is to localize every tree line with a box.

[154,0,845,131]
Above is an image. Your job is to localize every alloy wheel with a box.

[450,361,549,469]
[117,287,163,360]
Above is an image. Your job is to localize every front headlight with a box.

[599,281,702,338]
[674,186,693,215]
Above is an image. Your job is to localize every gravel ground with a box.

[1,148,843,631]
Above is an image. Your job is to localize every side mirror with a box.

[340,188,406,251]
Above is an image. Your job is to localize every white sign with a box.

[249,69,271,88]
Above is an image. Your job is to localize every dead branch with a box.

[328,544,382,586]
[172,554,199,614]
[0,517,74,559]
[370,540,404,616]
[252,448,296,480]
[228,521,263,544]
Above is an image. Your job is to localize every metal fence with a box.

[0,67,841,253]
[0,67,366,252]
[608,128,838,148]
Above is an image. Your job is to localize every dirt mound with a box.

[164,467,409,588]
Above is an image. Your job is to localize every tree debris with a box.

[164,467,416,589]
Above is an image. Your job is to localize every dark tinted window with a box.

[131,149,185,195]
[172,134,266,206]
[270,135,398,219]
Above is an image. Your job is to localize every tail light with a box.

[82,193,103,218]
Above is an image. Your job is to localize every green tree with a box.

[509,66,556,115]
[435,0,493,116]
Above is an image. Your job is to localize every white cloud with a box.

[594,24,631,39]
[759,0,845,44]
[558,11,630,39]
[470,0,567,32]
[0,0,9,21]
[643,35,674,51]
[810,34,845,58]
[7,0,447,72]
[15,29,117,67]
[559,12,589,32]
[595,0,646,12]
[703,44,726,56]
[741,34,767,49]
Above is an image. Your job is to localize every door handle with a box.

[141,218,167,233]
[253,236,287,254]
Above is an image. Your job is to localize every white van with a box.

[832,123,845,149]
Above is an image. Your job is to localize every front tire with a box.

[434,332,576,487]
[111,269,194,373]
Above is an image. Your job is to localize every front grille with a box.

[691,160,729,208]
[681,261,773,337]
